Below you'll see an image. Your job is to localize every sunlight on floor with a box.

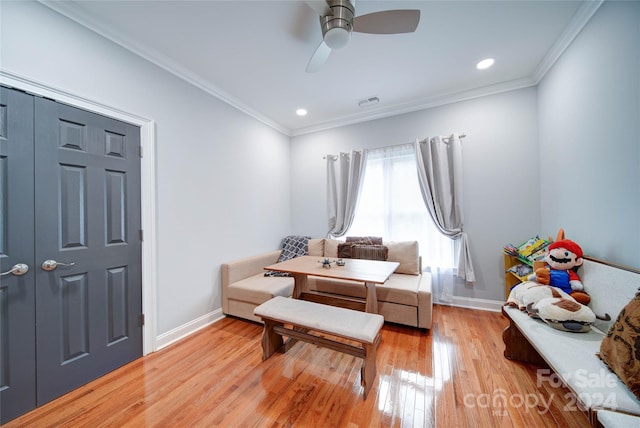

[432,339,453,391]
[376,366,435,426]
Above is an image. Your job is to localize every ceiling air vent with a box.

[358,96,379,108]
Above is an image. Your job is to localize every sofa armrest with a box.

[221,250,281,314]
[417,272,433,329]
[222,250,282,286]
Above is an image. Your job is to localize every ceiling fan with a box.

[304,0,420,72]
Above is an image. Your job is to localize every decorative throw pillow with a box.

[337,242,355,259]
[351,244,389,261]
[264,235,311,277]
[346,236,383,245]
[598,290,640,399]
[386,241,420,275]
[339,237,384,258]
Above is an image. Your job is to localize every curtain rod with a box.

[323,151,361,160]
[324,134,466,159]
[421,133,466,143]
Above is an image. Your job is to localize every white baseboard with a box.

[154,297,503,351]
[436,296,504,312]
[155,308,225,351]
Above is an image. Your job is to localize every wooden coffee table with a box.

[264,256,399,313]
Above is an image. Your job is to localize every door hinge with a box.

[139,144,143,158]
[139,313,145,326]
[140,229,144,241]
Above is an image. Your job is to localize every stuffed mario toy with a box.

[505,230,606,332]
[528,238,590,305]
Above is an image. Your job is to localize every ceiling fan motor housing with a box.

[321,0,355,49]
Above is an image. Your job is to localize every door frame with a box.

[1,70,157,355]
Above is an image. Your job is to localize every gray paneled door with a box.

[0,86,37,424]
[0,87,143,423]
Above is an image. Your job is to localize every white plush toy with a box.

[505,281,610,333]
[506,281,572,310]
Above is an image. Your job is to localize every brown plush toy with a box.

[528,230,590,305]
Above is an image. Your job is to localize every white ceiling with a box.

[42,0,601,136]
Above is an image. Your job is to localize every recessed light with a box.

[476,58,494,70]
[296,108,307,116]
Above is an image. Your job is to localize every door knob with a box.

[41,260,75,271]
[1,263,30,276]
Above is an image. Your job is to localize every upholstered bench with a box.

[597,409,640,427]
[253,296,384,399]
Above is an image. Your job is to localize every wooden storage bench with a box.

[502,257,640,425]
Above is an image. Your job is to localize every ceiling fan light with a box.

[324,27,351,49]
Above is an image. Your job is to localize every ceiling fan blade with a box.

[306,41,332,73]
[304,0,331,17]
[353,10,420,34]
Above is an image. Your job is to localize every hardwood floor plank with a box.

[4,306,592,427]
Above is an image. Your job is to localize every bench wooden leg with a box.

[502,316,547,366]
[361,333,380,399]
[262,319,284,361]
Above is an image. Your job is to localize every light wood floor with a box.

[5,305,590,427]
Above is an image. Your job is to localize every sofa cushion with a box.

[307,273,419,306]
[308,238,324,257]
[227,273,294,305]
[599,291,640,400]
[378,274,420,306]
[386,241,420,275]
[324,239,342,258]
[307,277,367,299]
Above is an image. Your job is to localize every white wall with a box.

[538,0,640,268]
[4,0,635,329]
[1,1,292,335]
[291,87,540,302]
[291,0,640,303]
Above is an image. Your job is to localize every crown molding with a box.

[291,77,537,136]
[38,0,290,136]
[531,0,604,83]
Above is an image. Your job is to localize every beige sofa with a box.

[221,238,432,329]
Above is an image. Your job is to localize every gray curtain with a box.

[415,135,475,282]
[326,150,365,237]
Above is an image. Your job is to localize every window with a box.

[347,144,455,269]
